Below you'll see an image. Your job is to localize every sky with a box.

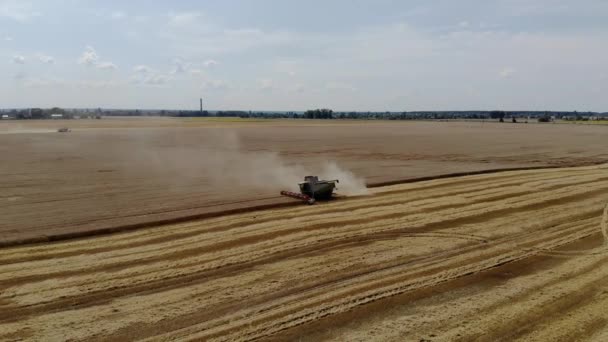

[1,0,607,111]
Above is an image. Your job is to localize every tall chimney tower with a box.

[200,98,203,114]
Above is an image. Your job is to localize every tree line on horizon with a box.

[1,107,606,121]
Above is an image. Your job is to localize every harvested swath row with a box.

[170,219,603,342]
[0,171,568,267]
[0,165,600,264]
[531,202,608,260]
[0,208,600,328]
[0,180,604,306]
[0,204,599,314]
[0,164,607,341]
[0,164,584,252]
[311,240,608,342]
[138,199,608,340]
[0,170,604,304]
[0,171,531,257]
[444,252,608,342]
[2,171,605,300]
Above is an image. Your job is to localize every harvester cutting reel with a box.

[280,191,316,205]
[280,176,339,205]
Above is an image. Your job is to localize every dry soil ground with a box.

[0,164,607,341]
[1,118,607,245]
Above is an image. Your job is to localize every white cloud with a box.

[458,21,470,28]
[78,46,117,71]
[133,65,152,73]
[4,36,13,41]
[110,11,126,20]
[142,74,171,85]
[170,57,192,74]
[203,59,218,67]
[130,65,172,86]
[78,46,99,66]
[12,55,25,64]
[96,62,118,70]
[499,67,516,78]
[169,59,217,75]
[38,54,54,64]
[0,0,41,22]
[287,71,296,77]
[130,68,172,86]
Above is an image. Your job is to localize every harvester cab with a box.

[280,176,339,204]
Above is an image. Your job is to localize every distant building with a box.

[1,114,10,119]
[51,114,63,119]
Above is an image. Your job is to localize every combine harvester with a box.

[281,176,339,204]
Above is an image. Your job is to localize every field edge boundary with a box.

[366,162,606,188]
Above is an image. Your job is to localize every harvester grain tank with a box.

[280,176,339,204]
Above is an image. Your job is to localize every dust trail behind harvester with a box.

[131,129,368,197]
[201,131,369,196]
[318,161,368,196]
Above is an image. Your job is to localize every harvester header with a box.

[280,176,339,204]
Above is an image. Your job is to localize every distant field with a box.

[181,117,272,123]
[558,120,608,125]
[1,117,608,245]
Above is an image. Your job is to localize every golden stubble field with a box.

[1,117,607,245]
[0,164,607,341]
[1,118,608,341]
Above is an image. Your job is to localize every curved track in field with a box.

[1,164,607,341]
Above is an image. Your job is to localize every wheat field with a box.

[1,164,607,341]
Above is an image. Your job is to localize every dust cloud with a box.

[129,129,368,196]
[318,161,369,196]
